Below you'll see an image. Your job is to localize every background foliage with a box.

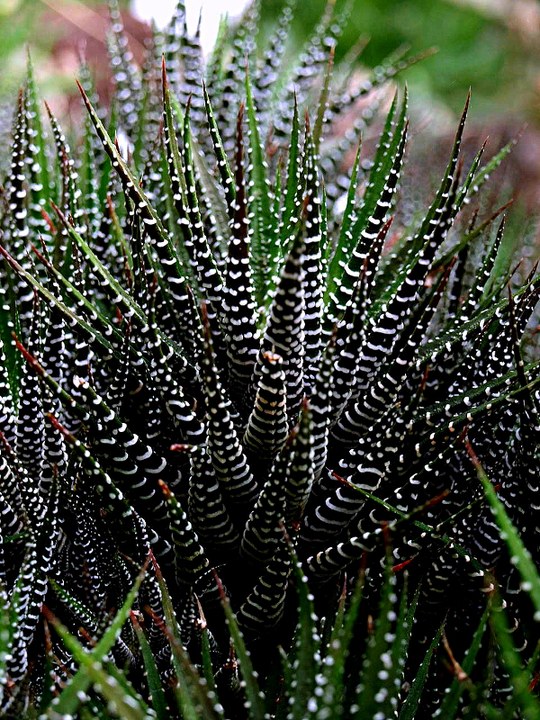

[260,0,540,122]
[1,0,539,122]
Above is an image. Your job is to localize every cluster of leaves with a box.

[0,0,539,718]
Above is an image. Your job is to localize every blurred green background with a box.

[0,0,539,207]
[258,0,540,211]
[260,0,540,124]
[0,0,538,123]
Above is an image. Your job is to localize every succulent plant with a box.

[0,0,539,718]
